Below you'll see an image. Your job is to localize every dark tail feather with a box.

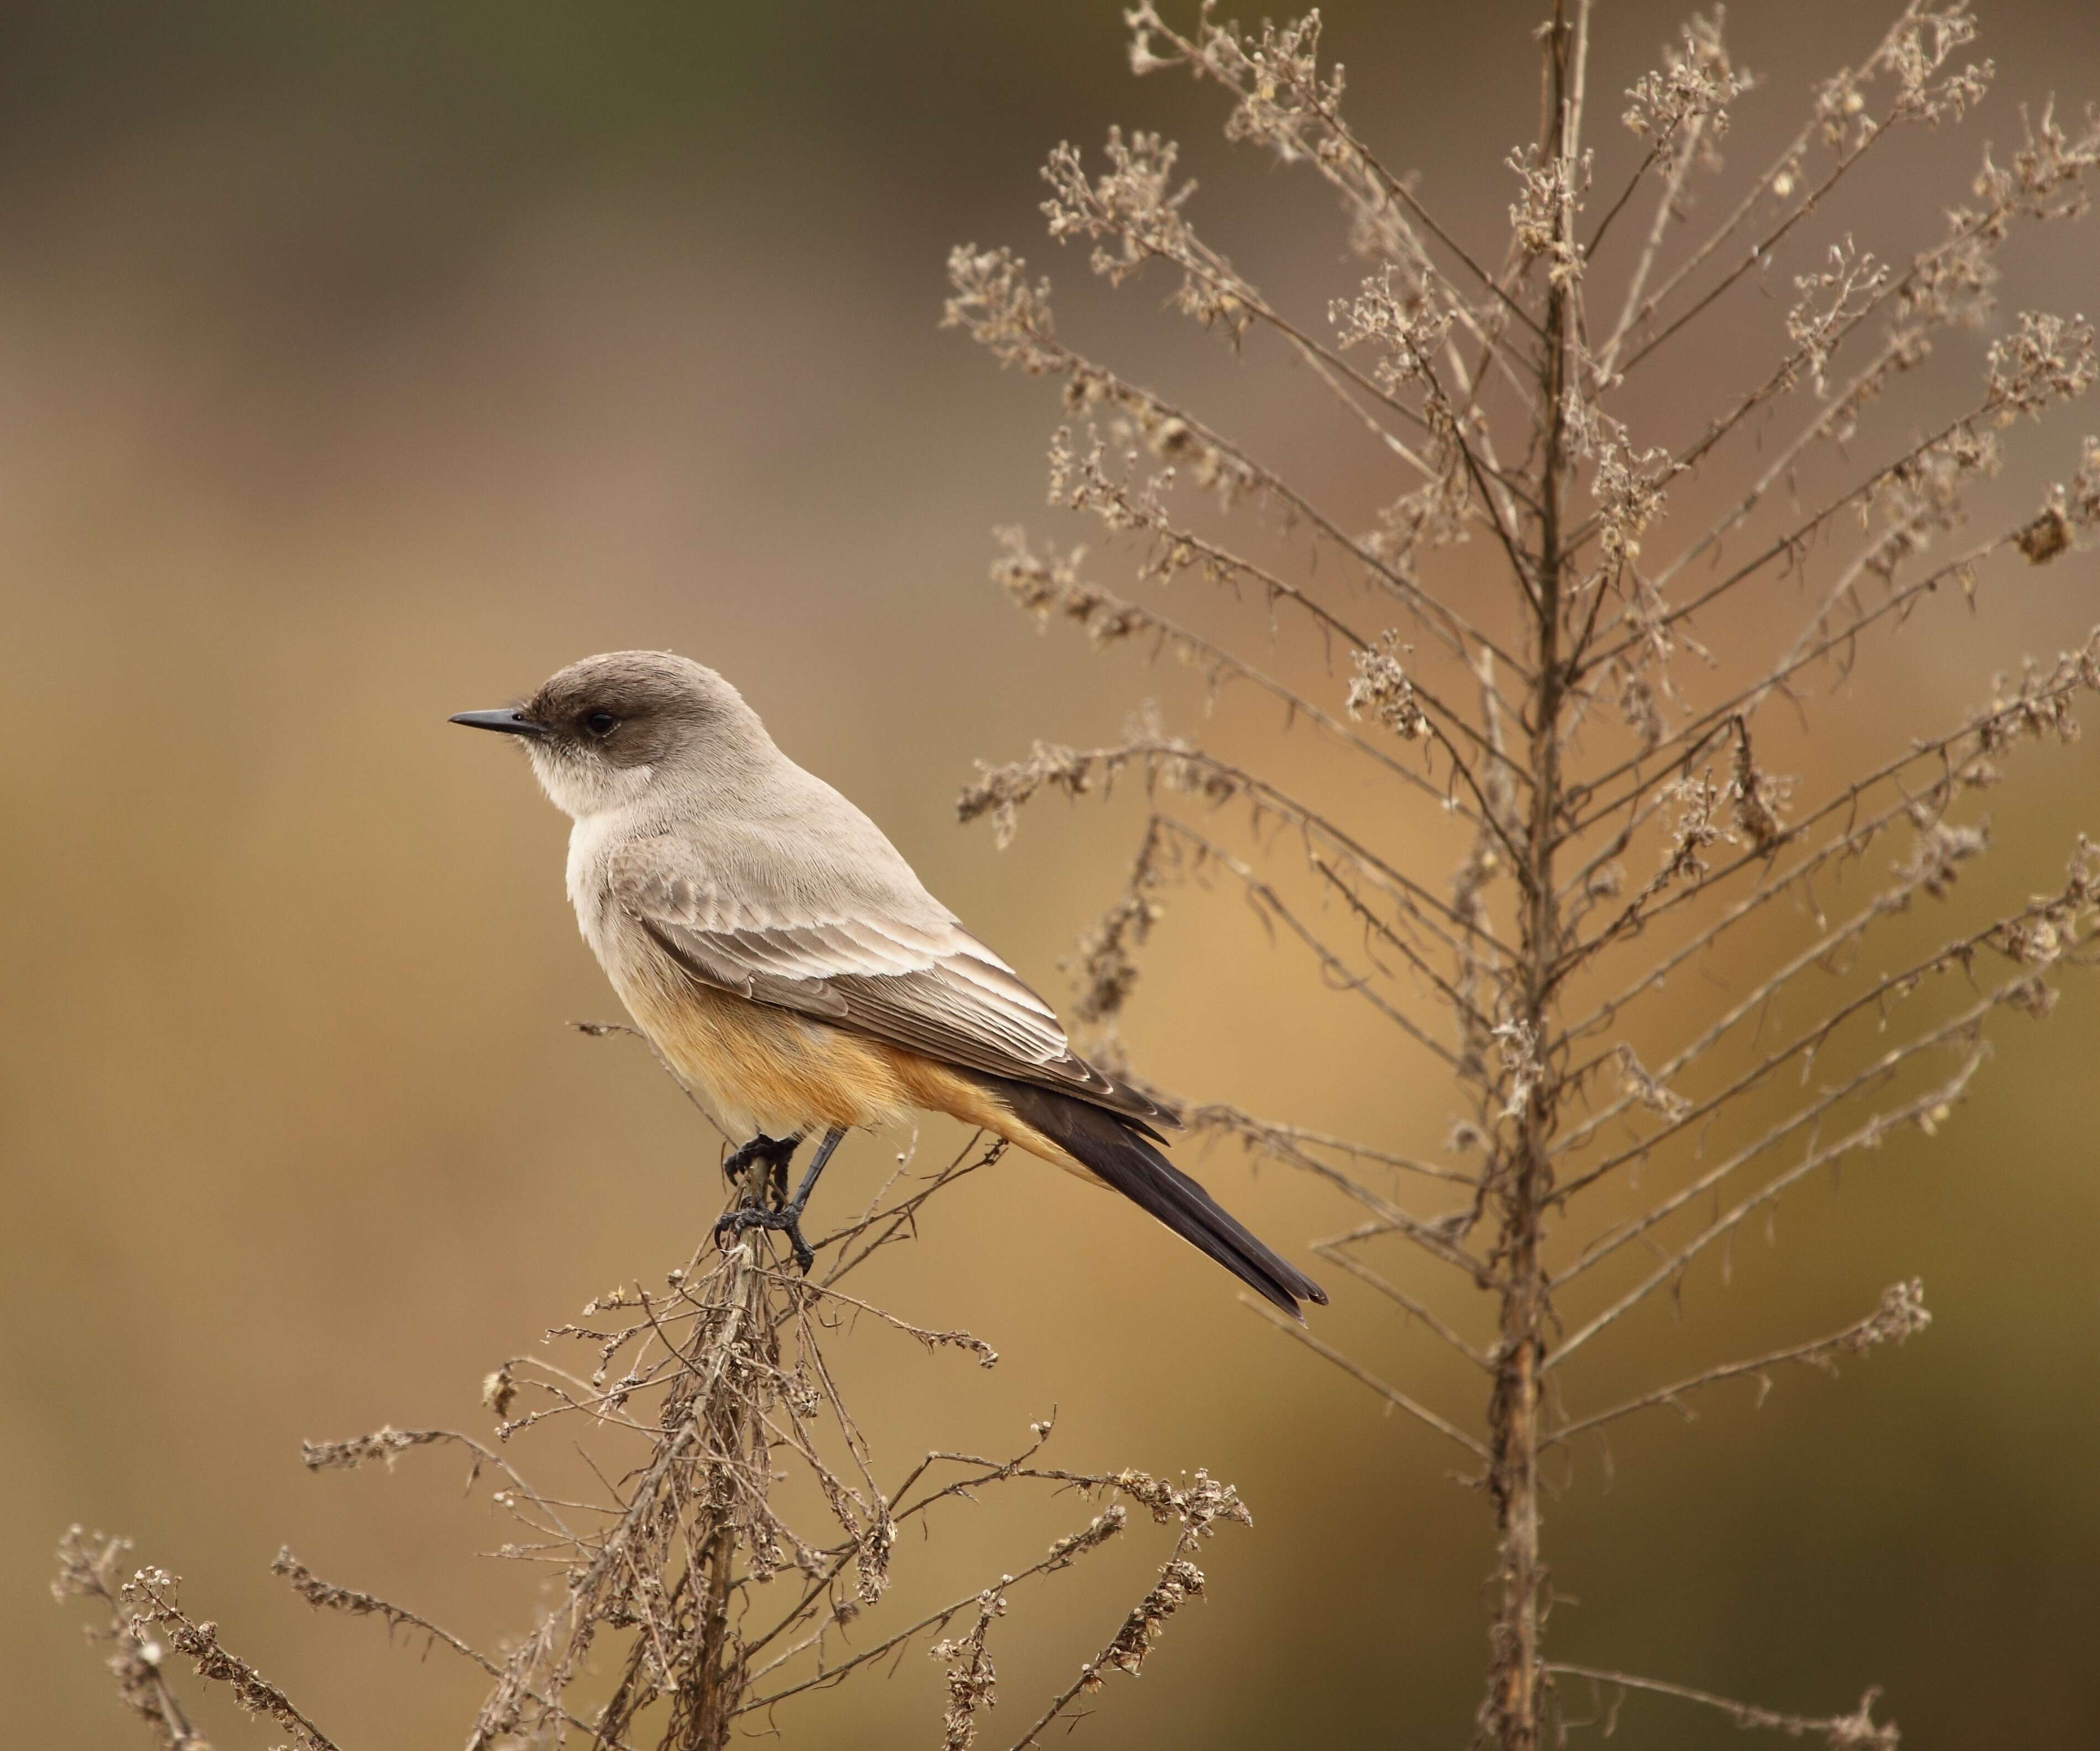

[978,1074,1328,1320]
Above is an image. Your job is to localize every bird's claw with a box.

[721,1133,799,1189]
[714,1203,815,1274]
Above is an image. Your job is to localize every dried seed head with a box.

[1623,11,1750,174]
[1986,310,2098,420]
[943,245,1060,375]
[1344,633,1428,740]
[480,1366,516,1420]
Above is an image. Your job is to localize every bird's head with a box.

[451,649,762,819]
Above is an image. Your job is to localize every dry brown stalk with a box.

[949,3,2099,1744]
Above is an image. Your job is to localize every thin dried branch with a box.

[959,728,1510,956]
[1567,528,2078,853]
[1149,817,1467,1069]
[1312,1242,1496,1369]
[1244,1295,1491,1462]
[1127,3,1549,344]
[944,244,1528,672]
[1185,1102,1483,1188]
[1593,12,1750,337]
[737,1502,1126,1715]
[1561,631,2100,1044]
[1004,1474,1247,1749]
[991,527,1521,809]
[1552,1280,1930,1443]
[53,1530,211,1751]
[56,1542,344,1751]
[1551,1047,1986,1367]
[1556,888,2071,1203]
[1605,1,1996,374]
[1549,1664,1900,1747]
[270,1549,624,1746]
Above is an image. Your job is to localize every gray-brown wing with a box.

[611,847,1179,1130]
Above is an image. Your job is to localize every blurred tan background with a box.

[7,2,2099,1743]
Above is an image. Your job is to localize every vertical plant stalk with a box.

[1485,11,1581,1743]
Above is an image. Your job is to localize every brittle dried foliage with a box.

[948,3,2098,1745]
[56,1131,1251,1748]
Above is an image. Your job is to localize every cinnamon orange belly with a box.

[617,971,1104,1185]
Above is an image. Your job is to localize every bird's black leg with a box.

[714,1127,845,1274]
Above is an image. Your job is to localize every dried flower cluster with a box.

[950,3,2099,1745]
[54,1528,337,1750]
[57,1129,1250,1747]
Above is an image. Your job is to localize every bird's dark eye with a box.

[583,710,619,738]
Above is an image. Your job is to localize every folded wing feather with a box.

[612,843,1179,1132]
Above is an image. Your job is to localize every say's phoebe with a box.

[452,651,1325,1317]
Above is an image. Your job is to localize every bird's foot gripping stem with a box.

[721,1131,800,1204]
[715,1127,846,1275]
[714,1201,817,1274]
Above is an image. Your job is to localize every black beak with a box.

[449,708,549,739]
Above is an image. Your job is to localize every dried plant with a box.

[56,1118,1251,1748]
[948,3,2099,1745]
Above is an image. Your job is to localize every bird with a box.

[451,650,1326,1318]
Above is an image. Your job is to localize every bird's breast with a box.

[565,812,635,967]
